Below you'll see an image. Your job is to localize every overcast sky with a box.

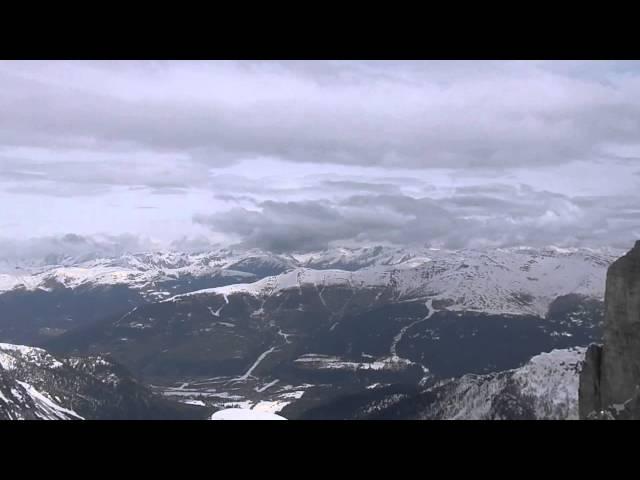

[1,60,639,256]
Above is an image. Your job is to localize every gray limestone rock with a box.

[579,240,640,419]
[578,343,602,418]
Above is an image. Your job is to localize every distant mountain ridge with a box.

[165,246,618,318]
[0,245,620,316]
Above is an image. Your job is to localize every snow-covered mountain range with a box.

[169,246,618,318]
[0,250,291,299]
[0,245,620,317]
[0,245,619,420]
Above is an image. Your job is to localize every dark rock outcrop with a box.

[579,240,640,419]
[578,344,602,417]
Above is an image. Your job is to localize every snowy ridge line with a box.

[162,246,615,317]
[0,246,619,318]
[0,245,620,294]
[431,347,586,420]
[164,267,384,303]
[0,343,64,370]
[0,249,296,294]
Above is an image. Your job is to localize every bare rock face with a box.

[578,343,602,418]
[579,240,640,419]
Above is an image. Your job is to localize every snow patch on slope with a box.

[210,408,286,420]
[15,380,84,420]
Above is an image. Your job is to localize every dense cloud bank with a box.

[1,61,639,249]
[196,187,640,252]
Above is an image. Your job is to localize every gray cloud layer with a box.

[1,61,639,252]
[0,234,157,264]
[195,186,640,252]
[3,60,640,177]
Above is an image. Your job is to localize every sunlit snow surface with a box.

[210,409,286,420]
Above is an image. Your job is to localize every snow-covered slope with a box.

[0,343,202,420]
[371,347,585,420]
[444,347,584,420]
[0,343,64,372]
[0,343,82,419]
[167,247,617,317]
[0,375,84,420]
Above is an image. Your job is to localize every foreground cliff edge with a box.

[579,240,640,419]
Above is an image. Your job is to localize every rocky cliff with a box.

[579,240,640,419]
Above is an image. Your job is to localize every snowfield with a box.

[210,409,286,420]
